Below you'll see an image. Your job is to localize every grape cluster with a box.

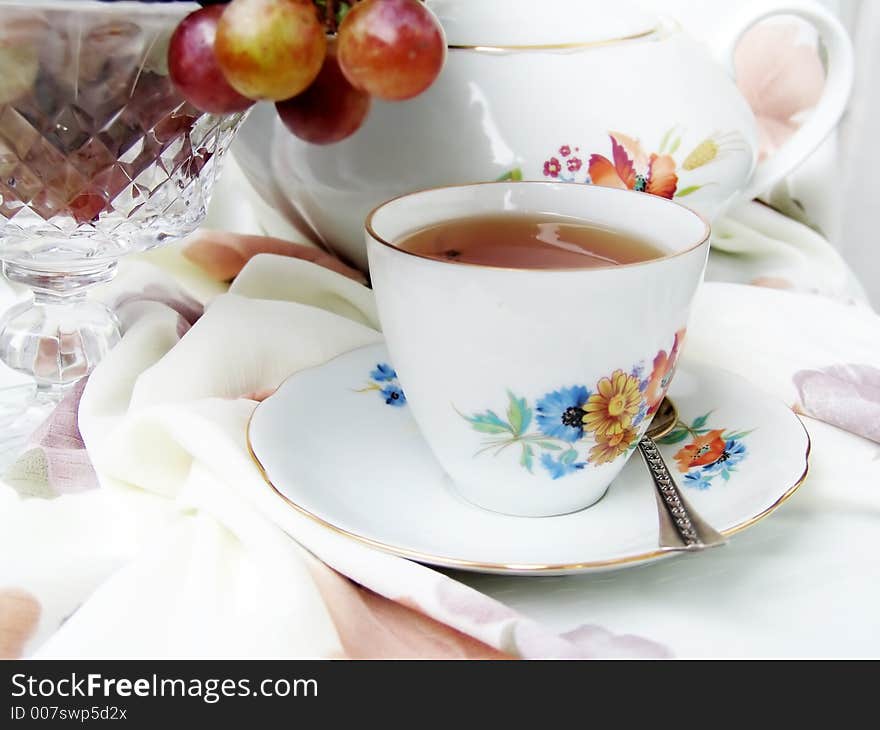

[168,0,445,144]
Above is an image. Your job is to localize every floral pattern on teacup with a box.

[658,413,752,490]
[542,128,746,201]
[456,333,686,480]
[644,328,686,415]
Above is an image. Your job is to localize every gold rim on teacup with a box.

[365,181,712,274]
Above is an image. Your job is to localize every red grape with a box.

[168,6,255,114]
[337,0,445,102]
[215,0,327,102]
[275,44,371,144]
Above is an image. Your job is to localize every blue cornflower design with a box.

[703,439,746,479]
[535,385,590,442]
[540,451,586,480]
[683,470,714,490]
[632,400,648,428]
[359,362,407,408]
[370,363,398,382]
[721,439,747,467]
[380,384,406,407]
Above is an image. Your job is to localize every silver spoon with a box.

[640,398,727,551]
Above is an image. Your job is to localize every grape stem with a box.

[326,0,337,33]
[321,0,428,34]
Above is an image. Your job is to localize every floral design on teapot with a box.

[541,128,747,201]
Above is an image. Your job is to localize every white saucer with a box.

[249,344,810,575]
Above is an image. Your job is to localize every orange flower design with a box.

[673,429,727,473]
[589,427,638,465]
[588,133,678,199]
[583,369,643,438]
[644,328,686,414]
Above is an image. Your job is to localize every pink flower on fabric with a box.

[734,22,825,161]
[0,589,41,659]
[433,579,671,658]
[793,364,880,443]
[113,283,203,327]
[509,621,672,659]
[434,579,518,625]
[183,231,366,284]
[559,145,571,157]
[21,378,99,496]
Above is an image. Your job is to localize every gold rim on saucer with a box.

[246,398,811,574]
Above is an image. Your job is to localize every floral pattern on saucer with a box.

[356,363,407,407]
[458,331,686,480]
[658,413,752,490]
[254,341,811,575]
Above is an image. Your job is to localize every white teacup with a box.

[366,182,709,517]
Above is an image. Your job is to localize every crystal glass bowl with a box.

[0,1,244,442]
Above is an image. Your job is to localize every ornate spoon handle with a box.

[637,435,727,551]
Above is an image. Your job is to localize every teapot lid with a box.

[426,0,658,47]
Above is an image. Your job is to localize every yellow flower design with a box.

[589,427,638,465]
[583,370,643,437]
[681,132,747,171]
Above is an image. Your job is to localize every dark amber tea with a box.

[396,213,665,269]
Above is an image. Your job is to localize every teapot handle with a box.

[716,1,854,206]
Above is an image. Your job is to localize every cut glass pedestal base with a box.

[0,262,120,471]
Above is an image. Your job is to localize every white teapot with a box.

[236,0,853,271]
